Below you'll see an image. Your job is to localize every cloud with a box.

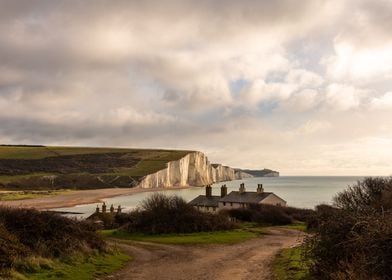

[324,84,361,111]
[0,0,391,175]
[279,89,321,112]
[371,92,392,110]
[285,69,324,88]
[324,40,392,83]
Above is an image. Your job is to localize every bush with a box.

[334,177,392,214]
[226,204,311,226]
[123,193,234,234]
[306,177,392,280]
[0,207,106,264]
[0,223,26,272]
[281,206,314,223]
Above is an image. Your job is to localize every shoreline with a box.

[0,186,192,210]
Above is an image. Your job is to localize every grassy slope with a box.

[0,146,191,187]
[13,252,130,280]
[0,146,190,160]
[0,146,130,159]
[100,227,265,245]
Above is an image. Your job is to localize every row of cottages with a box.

[189,183,287,213]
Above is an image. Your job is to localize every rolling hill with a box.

[0,145,191,190]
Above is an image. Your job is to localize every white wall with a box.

[258,194,287,206]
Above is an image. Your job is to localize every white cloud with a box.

[240,79,296,106]
[371,92,392,110]
[285,69,324,88]
[325,40,392,83]
[279,89,320,112]
[296,120,331,135]
[324,84,361,111]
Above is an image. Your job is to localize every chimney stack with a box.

[221,184,227,197]
[206,185,212,197]
[257,184,264,194]
[239,183,246,194]
[102,202,107,213]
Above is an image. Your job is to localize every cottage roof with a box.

[188,195,220,207]
[219,191,274,204]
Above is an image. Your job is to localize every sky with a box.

[0,0,392,176]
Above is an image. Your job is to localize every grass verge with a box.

[101,227,265,245]
[275,222,307,232]
[12,251,130,280]
[273,246,312,280]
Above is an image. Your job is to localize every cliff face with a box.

[138,151,252,188]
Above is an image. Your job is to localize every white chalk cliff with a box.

[138,151,253,188]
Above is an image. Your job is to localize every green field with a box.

[0,146,119,159]
[0,146,190,160]
[0,146,192,190]
[101,227,265,245]
[12,252,130,280]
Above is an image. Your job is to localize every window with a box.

[223,202,226,206]
[213,207,216,211]
[230,202,233,206]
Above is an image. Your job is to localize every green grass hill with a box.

[0,145,191,190]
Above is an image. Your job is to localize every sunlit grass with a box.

[13,252,130,280]
[101,227,265,245]
[273,246,312,280]
[275,222,307,232]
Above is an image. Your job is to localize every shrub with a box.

[334,177,392,214]
[306,177,392,280]
[0,207,106,261]
[123,193,234,234]
[227,204,299,225]
[281,206,314,223]
[0,222,26,271]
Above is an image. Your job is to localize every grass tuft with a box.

[273,246,312,280]
[17,252,130,280]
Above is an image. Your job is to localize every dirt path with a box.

[0,186,190,210]
[103,228,305,280]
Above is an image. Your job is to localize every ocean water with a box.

[56,176,363,218]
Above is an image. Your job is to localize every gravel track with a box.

[103,228,305,280]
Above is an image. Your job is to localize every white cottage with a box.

[189,183,287,213]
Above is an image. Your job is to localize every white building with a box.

[189,183,287,213]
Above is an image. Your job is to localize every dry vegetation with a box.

[0,207,108,277]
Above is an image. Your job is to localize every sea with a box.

[55,176,364,218]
